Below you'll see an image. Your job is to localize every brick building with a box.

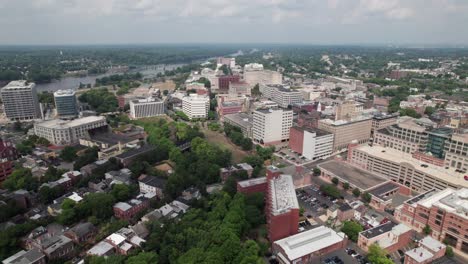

[113,195,152,221]
[0,139,18,183]
[237,177,268,195]
[218,75,240,92]
[395,188,468,254]
[266,167,300,242]
[368,181,411,211]
[404,236,446,264]
[357,221,413,253]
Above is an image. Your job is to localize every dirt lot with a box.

[201,128,249,164]
[150,80,176,91]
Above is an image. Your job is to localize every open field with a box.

[201,128,249,164]
[151,80,176,91]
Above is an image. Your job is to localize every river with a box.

[35,63,186,92]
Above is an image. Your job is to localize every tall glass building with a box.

[54,90,78,118]
[426,127,453,158]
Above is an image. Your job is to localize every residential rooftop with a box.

[270,174,299,215]
[360,221,398,239]
[405,247,433,263]
[2,249,44,264]
[420,236,446,252]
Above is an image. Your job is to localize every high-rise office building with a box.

[253,108,293,145]
[129,98,165,119]
[54,90,78,118]
[1,80,40,121]
[181,94,210,120]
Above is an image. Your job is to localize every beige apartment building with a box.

[335,101,359,121]
[371,113,399,137]
[374,117,430,154]
[318,116,372,152]
[348,144,466,192]
[444,133,468,172]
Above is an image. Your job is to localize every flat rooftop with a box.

[35,116,106,129]
[224,113,253,127]
[274,226,346,261]
[319,160,387,191]
[360,221,397,239]
[319,115,372,126]
[54,89,75,97]
[270,174,299,215]
[292,126,332,137]
[369,182,400,201]
[238,177,267,188]
[405,247,433,263]
[355,145,468,188]
[436,188,468,220]
[2,80,35,90]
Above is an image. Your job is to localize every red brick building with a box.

[288,126,305,154]
[218,75,240,92]
[395,188,468,254]
[113,195,151,221]
[358,221,413,253]
[368,181,411,211]
[0,139,18,183]
[266,167,300,242]
[404,236,446,264]
[237,177,267,195]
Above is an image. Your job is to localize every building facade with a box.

[371,113,399,138]
[318,117,372,152]
[129,98,165,119]
[289,126,333,160]
[54,90,78,118]
[243,69,282,87]
[223,113,253,138]
[444,133,468,172]
[181,94,210,119]
[252,108,293,145]
[0,139,18,183]
[395,188,468,254]
[33,116,108,145]
[348,144,466,192]
[266,167,299,242]
[1,80,41,121]
[357,222,413,253]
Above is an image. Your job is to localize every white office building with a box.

[182,94,210,119]
[54,90,78,118]
[1,80,40,121]
[260,85,302,108]
[244,68,282,87]
[253,108,293,145]
[33,116,107,145]
[129,98,165,119]
[303,128,334,160]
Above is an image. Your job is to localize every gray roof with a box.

[2,249,44,264]
[69,222,95,237]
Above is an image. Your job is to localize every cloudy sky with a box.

[1,0,467,45]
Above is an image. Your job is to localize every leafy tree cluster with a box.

[0,199,25,223]
[2,168,39,191]
[16,135,50,155]
[57,192,116,225]
[367,244,393,264]
[0,219,49,260]
[95,73,142,86]
[78,88,118,113]
[320,184,341,199]
[251,84,261,96]
[219,64,231,75]
[38,91,55,106]
[341,221,363,242]
[144,192,265,264]
[399,108,422,118]
[224,123,253,151]
[73,147,99,170]
[60,146,77,162]
[255,145,275,161]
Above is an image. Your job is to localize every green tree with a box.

[342,182,350,190]
[331,177,339,185]
[251,84,261,96]
[367,244,393,264]
[126,252,158,264]
[362,192,372,203]
[313,167,321,176]
[445,246,454,258]
[2,168,38,191]
[60,146,77,162]
[110,184,133,202]
[424,106,435,116]
[320,184,341,199]
[423,224,431,235]
[352,188,361,197]
[341,221,363,242]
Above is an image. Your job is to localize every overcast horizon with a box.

[1,0,468,46]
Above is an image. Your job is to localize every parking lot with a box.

[321,247,367,264]
[296,185,337,219]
